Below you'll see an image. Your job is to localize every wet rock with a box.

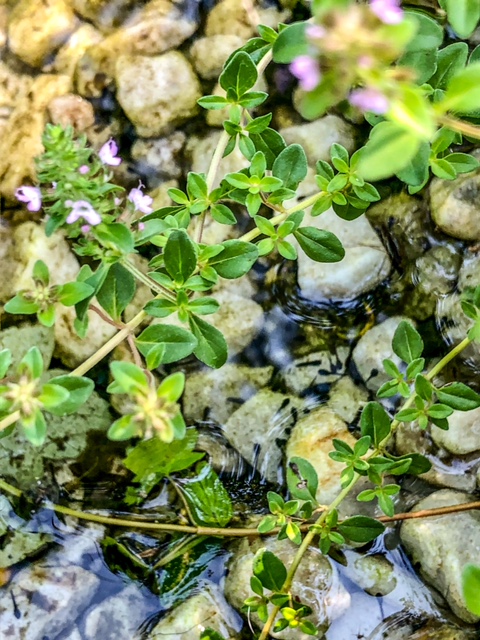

[8,0,77,68]
[189,34,245,79]
[342,551,397,597]
[294,208,391,301]
[396,420,478,492]
[0,323,55,371]
[76,0,198,97]
[223,390,305,482]
[54,23,103,78]
[148,582,242,639]
[115,52,201,136]
[286,405,358,505]
[131,131,186,179]
[0,562,99,639]
[436,293,480,370]
[84,583,157,640]
[430,174,480,241]
[280,116,355,167]
[0,370,111,491]
[366,192,431,264]
[183,364,273,424]
[48,93,95,131]
[368,615,476,640]
[0,496,51,569]
[458,252,480,291]
[327,376,368,423]
[186,129,249,188]
[431,406,480,455]
[0,74,71,200]
[280,347,349,395]
[225,536,348,639]
[352,316,408,393]
[400,489,480,623]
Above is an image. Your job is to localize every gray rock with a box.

[0,562,99,639]
[225,537,348,639]
[148,582,243,639]
[431,406,480,455]
[54,24,103,79]
[280,347,349,395]
[84,583,156,640]
[327,376,368,423]
[436,293,480,370]
[280,115,355,167]
[222,390,305,482]
[182,364,273,424]
[189,35,245,79]
[294,208,391,301]
[115,52,201,136]
[0,370,111,491]
[352,316,408,392]
[458,252,480,291]
[400,489,480,622]
[367,615,476,640]
[0,323,54,372]
[8,0,78,68]
[430,174,480,241]
[131,131,186,179]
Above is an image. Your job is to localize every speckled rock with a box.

[205,0,289,38]
[115,52,201,136]
[401,489,480,623]
[327,376,368,423]
[294,208,391,302]
[76,0,198,96]
[286,405,358,505]
[352,316,408,392]
[430,174,480,241]
[0,323,55,371]
[183,364,273,424]
[189,34,244,79]
[84,583,157,640]
[368,616,476,640]
[431,406,480,455]
[223,390,305,482]
[131,131,186,179]
[8,0,77,68]
[280,116,355,167]
[0,74,71,200]
[70,0,137,30]
[458,252,480,291]
[148,582,242,639]
[0,61,32,137]
[48,93,95,131]
[436,293,480,370]
[225,536,348,639]
[54,23,102,78]
[0,561,99,639]
[0,368,111,491]
[280,347,349,395]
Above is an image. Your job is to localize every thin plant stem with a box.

[438,115,480,140]
[122,258,176,301]
[152,535,207,570]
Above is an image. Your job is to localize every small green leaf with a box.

[436,382,480,411]
[4,295,39,315]
[272,144,308,190]
[32,260,50,284]
[219,51,258,98]
[445,0,480,38]
[294,227,345,263]
[360,402,391,447]
[253,549,287,591]
[20,347,43,379]
[187,297,220,315]
[443,62,480,113]
[287,457,318,502]
[164,229,198,285]
[38,383,70,409]
[108,415,139,441]
[392,320,424,363]
[136,325,197,366]
[109,361,148,394]
[462,564,480,616]
[179,463,233,527]
[338,516,385,543]
[188,314,228,369]
[0,349,12,378]
[272,22,309,63]
[208,240,258,279]
[56,282,94,306]
[37,305,56,327]
[430,42,469,90]
[95,223,134,255]
[46,375,94,415]
[210,204,236,225]
[21,410,47,446]
[96,263,135,321]
[200,629,227,640]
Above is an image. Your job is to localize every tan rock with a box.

[0,5,7,52]
[189,35,244,79]
[48,94,95,131]
[286,405,358,505]
[0,74,71,200]
[75,0,198,97]
[8,0,77,68]
[186,130,248,189]
[205,0,255,38]
[0,61,32,135]
[115,52,201,136]
[54,24,102,79]
[70,0,137,30]
[430,174,480,241]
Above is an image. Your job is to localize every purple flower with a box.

[80,224,91,234]
[137,222,145,232]
[15,186,42,212]
[306,24,326,40]
[65,200,102,226]
[350,88,389,114]
[370,0,403,25]
[289,55,321,92]
[128,185,153,215]
[79,165,90,174]
[98,139,121,166]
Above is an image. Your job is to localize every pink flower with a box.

[15,186,42,212]
[128,185,153,214]
[79,165,90,174]
[306,24,326,40]
[98,139,121,166]
[137,222,145,231]
[65,200,102,226]
[80,224,91,234]
[370,0,403,25]
[289,55,321,92]
[350,88,389,114]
